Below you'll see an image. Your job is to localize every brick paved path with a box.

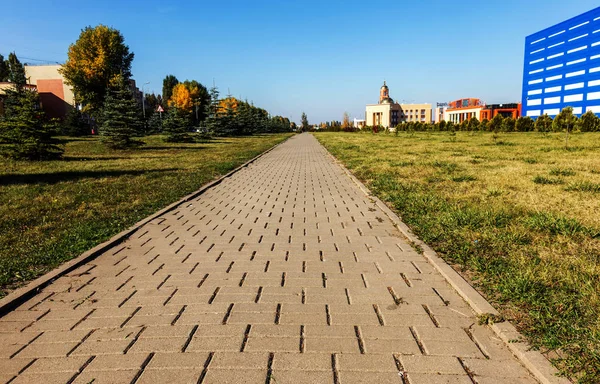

[0,134,538,384]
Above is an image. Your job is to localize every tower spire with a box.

[379,81,390,103]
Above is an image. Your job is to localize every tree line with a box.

[154,76,292,142]
[0,24,293,160]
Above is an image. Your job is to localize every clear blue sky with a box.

[1,0,599,123]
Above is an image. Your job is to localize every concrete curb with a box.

[0,135,293,317]
[316,136,570,384]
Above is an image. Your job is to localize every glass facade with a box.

[522,6,600,118]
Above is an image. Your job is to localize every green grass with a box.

[314,131,600,383]
[533,175,564,185]
[0,134,292,296]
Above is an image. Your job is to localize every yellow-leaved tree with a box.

[218,97,239,115]
[60,25,134,117]
[341,112,351,130]
[168,84,193,113]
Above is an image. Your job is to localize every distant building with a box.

[365,82,432,128]
[480,103,522,120]
[434,103,448,123]
[353,118,366,129]
[445,98,521,123]
[398,103,432,124]
[445,98,485,124]
[24,64,75,119]
[522,6,600,118]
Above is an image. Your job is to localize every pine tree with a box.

[162,107,192,142]
[501,117,515,132]
[99,76,144,149]
[0,89,63,160]
[534,114,552,134]
[479,119,489,131]
[553,107,577,148]
[489,114,504,133]
[515,116,534,132]
[7,53,26,87]
[0,54,9,82]
[162,75,179,105]
[61,107,89,136]
[147,112,163,134]
[301,112,309,132]
[577,110,599,132]
[0,53,63,160]
[204,85,222,136]
[468,117,480,131]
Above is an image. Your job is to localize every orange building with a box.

[479,103,522,120]
[445,98,484,124]
[445,98,521,123]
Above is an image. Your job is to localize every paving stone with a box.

[421,339,484,358]
[127,337,186,353]
[337,353,398,372]
[406,373,473,384]
[10,371,76,384]
[147,352,209,369]
[35,330,91,344]
[202,368,268,384]
[86,353,149,371]
[141,325,196,338]
[305,337,360,353]
[191,324,246,338]
[0,358,35,375]
[210,351,269,369]
[461,358,533,378]
[272,352,332,371]
[137,369,201,384]
[304,325,356,338]
[26,356,90,373]
[245,336,300,352]
[72,369,139,384]
[399,355,465,375]
[474,377,538,384]
[338,371,403,384]
[251,324,301,338]
[0,343,27,359]
[18,342,78,358]
[186,336,244,352]
[70,339,130,356]
[270,370,335,384]
[363,338,421,355]
[360,326,414,340]
[414,327,474,342]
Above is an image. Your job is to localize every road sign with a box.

[157,105,164,112]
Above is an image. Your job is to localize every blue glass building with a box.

[522,7,600,118]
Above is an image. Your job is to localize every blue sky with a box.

[1,0,599,123]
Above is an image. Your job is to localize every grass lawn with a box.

[0,133,292,297]
[315,131,600,383]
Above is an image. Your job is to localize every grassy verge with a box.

[0,134,292,296]
[314,131,600,383]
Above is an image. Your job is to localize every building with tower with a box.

[365,82,432,128]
